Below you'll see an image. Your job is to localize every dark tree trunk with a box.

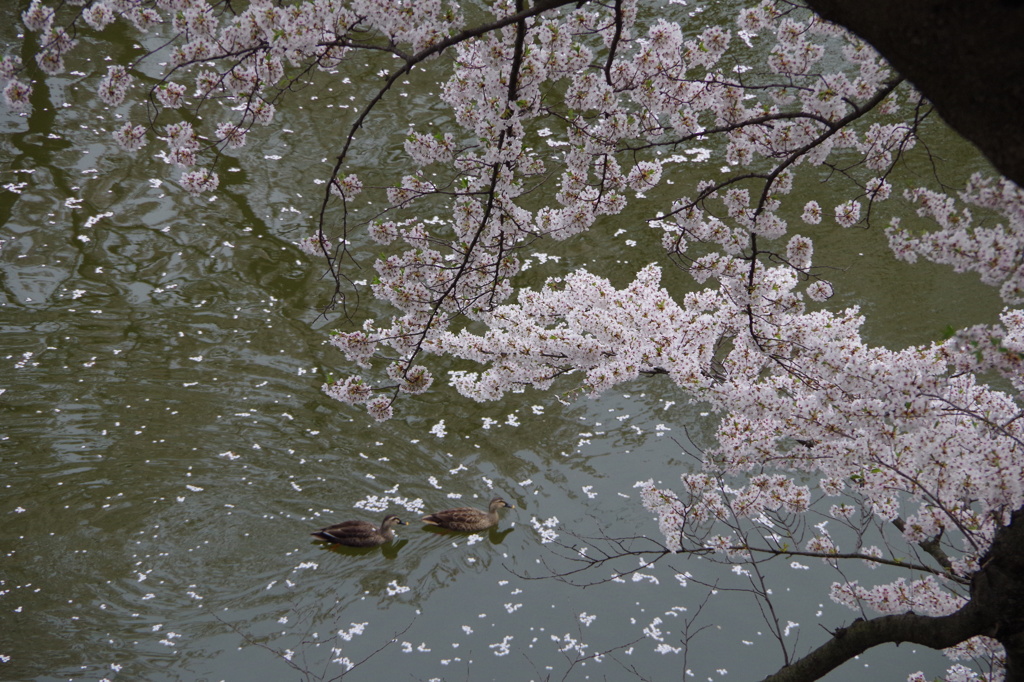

[804,0,1024,189]
[972,507,1024,681]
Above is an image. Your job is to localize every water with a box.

[0,3,1006,681]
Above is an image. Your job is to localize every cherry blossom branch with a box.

[738,544,968,584]
[320,0,582,222]
[660,75,905,224]
[603,0,624,86]
[314,0,583,324]
[891,517,955,574]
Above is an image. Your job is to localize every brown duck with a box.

[421,497,515,532]
[311,514,408,547]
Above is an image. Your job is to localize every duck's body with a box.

[421,497,515,532]
[311,514,408,547]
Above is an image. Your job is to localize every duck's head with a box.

[382,514,409,528]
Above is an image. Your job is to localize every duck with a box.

[311,514,408,547]
[421,497,515,532]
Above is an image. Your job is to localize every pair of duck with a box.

[311,497,515,547]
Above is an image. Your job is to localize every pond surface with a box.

[0,3,1007,681]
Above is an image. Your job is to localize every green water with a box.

[0,2,1006,681]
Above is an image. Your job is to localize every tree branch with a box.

[761,605,988,682]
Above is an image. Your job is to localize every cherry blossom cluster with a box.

[322,361,433,421]
[888,174,1024,303]
[830,576,963,617]
[909,665,1003,682]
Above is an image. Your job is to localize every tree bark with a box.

[804,0,1024,188]
[972,507,1024,682]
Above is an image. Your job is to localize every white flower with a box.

[180,168,219,195]
[834,200,861,228]
[801,200,822,224]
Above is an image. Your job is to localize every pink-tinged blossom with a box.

[297,233,333,258]
[22,0,54,33]
[801,201,822,224]
[167,146,196,167]
[736,4,771,33]
[164,121,197,149]
[404,131,456,166]
[37,28,76,74]
[637,481,685,552]
[366,397,394,422]
[323,375,373,405]
[224,68,257,97]
[805,279,833,301]
[181,6,217,40]
[944,637,1005,670]
[215,122,247,149]
[773,169,795,195]
[83,2,117,30]
[250,100,276,125]
[35,46,66,75]
[865,177,892,202]
[834,200,861,227]
[806,534,837,556]
[859,545,883,568]
[328,328,376,368]
[155,82,188,109]
[819,476,846,496]
[752,212,787,239]
[626,161,662,193]
[368,221,400,245]
[3,79,32,113]
[388,363,434,394]
[705,534,735,552]
[724,188,750,219]
[113,122,147,151]
[193,70,220,98]
[331,174,363,201]
[179,168,218,194]
[694,25,731,68]
[98,65,132,106]
[126,7,161,32]
[829,503,855,520]
[0,55,22,80]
